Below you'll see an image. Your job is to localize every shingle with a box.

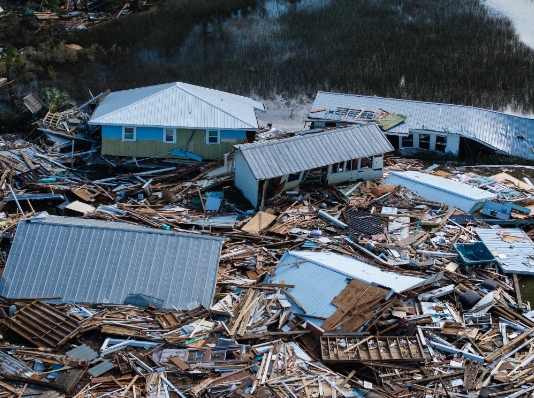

[310,92,534,160]
[0,215,224,309]
[235,125,394,180]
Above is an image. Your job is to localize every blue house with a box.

[89,82,265,160]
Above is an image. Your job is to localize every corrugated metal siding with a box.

[475,228,534,275]
[384,171,496,213]
[309,92,534,160]
[90,82,262,130]
[235,125,394,180]
[0,215,224,309]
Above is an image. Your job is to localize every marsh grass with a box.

[8,0,534,114]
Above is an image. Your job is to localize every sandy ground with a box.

[256,96,314,133]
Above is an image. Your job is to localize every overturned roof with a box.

[0,214,224,309]
[384,171,496,213]
[234,125,394,180]
[89,82,265,130]
[268,251,440,319]
[309,92,534,160]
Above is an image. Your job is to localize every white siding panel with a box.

[234,152,259,208]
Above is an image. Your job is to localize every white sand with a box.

[256,96,313,133]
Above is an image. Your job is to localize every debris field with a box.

[0,101,534,398]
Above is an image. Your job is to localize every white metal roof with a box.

[309,92,534,160]
[268,251,433,319]
[235,125,394,180]
[476,228,534,275]
[384,171,496,213]
[89,82,265,129]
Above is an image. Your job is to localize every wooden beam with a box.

[513,274,524,309]
[486,326,534,362]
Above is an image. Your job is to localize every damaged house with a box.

[233,125,394,208]
[307,91,534,160]
[89,82,265,161]
[267,251,442,330]
[0,213,224,309]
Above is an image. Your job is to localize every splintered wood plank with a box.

[241,212,277,234]
[228,290,256,336]
[321,280,389,332]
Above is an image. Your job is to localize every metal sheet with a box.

[267,251,433,319]
[309,91,534,160]
[87,359,114,377]
[0,351,35,377]
[475,228,534,275]
[89,82,264,129]
[235,125,394,180]
[0,214,224,309]
[66,344,99,361]
[384,171,496,213]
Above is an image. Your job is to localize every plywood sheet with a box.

[241,211,277,234]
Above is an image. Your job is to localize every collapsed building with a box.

[307,91,534,160]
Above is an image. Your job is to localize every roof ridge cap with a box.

[177,83,257,129]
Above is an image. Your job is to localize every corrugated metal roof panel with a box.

[89,82,264,129]
[0,215,224,309]
[66,344,99,361]
[235,125,394,180]
[476,228,534,275]
[268,251,429,318]
[0,351,35,377]
[384,171,496,213]
[309,92,534,160]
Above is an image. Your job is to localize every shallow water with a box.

[483,0,534,49]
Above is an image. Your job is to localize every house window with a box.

[436,135,447,152]
[164,128,176,143]
[123,126,136,141]
[401,134,413,147]
[419,134,431,150]
[206,130,220,145]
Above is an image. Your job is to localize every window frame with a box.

[122,126,136,141]
[435,135,447,152]
[206,129,220,145]
[163,128,177,144]
[401,134,414,148]
[419,133,431,150]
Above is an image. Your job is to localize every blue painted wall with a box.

[102,125,122,139]
[102,125,246,141]
[221,130,246,139]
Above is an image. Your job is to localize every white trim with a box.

[163,128,177,143]
[122,126,136,141]
[206,129,220,145]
